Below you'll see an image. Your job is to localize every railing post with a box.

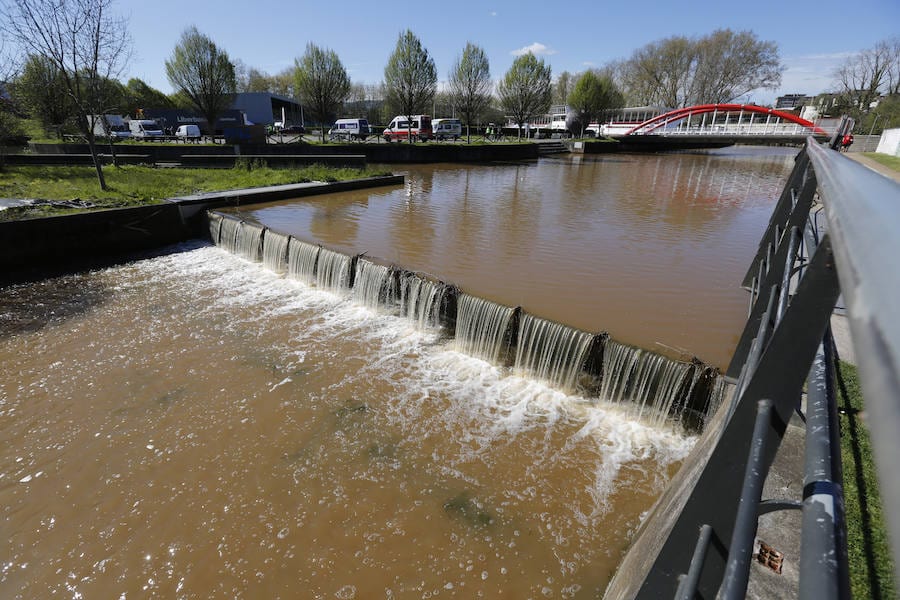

[799,334,850,600]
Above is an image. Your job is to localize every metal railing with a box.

[603,131,900,599]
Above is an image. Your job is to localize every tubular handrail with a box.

[806,138,900,583]
[603,133,900,600]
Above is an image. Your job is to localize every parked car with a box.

[329,118,369,141]
[383,115,432,142]
[283,125,305,134]
[175,124,202,141]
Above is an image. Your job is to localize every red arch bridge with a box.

[598,104,830,144]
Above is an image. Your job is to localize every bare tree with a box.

[497,52,552,140]
[833,37,900,117]
[384,30,436,143]
[554,70,574,105]
[166,26,236,137]
[2,0,131,189]
[294,43,350,143]
[448,42,491,143]
[689,30,781,104]
[620,29,781,107]
[0,33,25,164]
[235,60,271,94]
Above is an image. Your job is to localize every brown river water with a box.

[0,147,796,598]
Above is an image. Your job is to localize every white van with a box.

[383,115,433,142]
[432,118,462,141]
[175,124,202,141]
[129,119,164,140]
[329,118,370,141]
[88,114,132,139]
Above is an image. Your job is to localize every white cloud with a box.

[511,42,556,57]
[490,11,497,16]
[582,61,595,67]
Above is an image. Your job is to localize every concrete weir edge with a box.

[0,175,404,282]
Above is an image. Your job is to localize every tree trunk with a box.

[77,117,109,189]
[86,136,108,190]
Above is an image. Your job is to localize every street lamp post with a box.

[867,114,883,152]
[869,113,882,137]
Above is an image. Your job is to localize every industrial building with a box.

[231,92,304,127]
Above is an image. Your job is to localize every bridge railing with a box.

[659,123,837,137]
[603,135,900,599]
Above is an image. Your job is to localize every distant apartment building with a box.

[775,94,810,110]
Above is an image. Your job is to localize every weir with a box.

[513,314,595,393]
[316,247,353,293]
[599,340,698,428]
[262,230,290,274]
[208,213,722,429]
[399,272,442,330]
[287,238,319,285]
[352,259,396,311]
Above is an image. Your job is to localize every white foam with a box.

[131,243,697,511]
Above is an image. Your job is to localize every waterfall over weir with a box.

[353,259,396,310]
[600,340,702,428]
[400,272,448,330]
[287,238,319,285]
[216,217,263,262]
[207,212,725,429]
[454,293,516,364]
[262,231,290,274]
[208,212,223,244]
[316,248,352,293]
[514,314,596,393]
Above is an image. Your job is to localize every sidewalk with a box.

[846,153,900,184]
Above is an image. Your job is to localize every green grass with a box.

[862,152,900,173]
[0,163,392,220]
[835,360,897,599]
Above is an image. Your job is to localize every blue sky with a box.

[126,0,900,105]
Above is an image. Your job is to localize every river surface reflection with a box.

[237,147,796,368]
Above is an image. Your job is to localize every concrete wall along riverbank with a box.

[208,212,727,431]
[0,176,403,282]
[25,142,540,165]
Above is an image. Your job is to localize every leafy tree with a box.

[857,94,900,135]
[448,42,491,143]
[2,0,132,190]
[567,70,623,137]
[620,29,781,107]
[245,68,271,93]
[123,78,173,117]
[11,54,72,138]
[497,52,552,140]
[269,68,296,98]
[294,43,350,142]
[384,30,436,142]
[165,26,236,135]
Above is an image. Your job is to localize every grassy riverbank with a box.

[862,152,900,173]
[836,360,896,599]
[0,163,391,220]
